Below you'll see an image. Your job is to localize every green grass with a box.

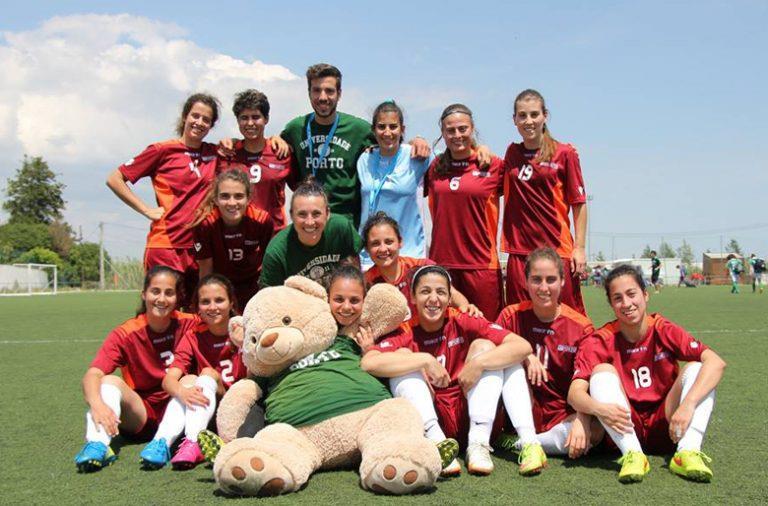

[1,287,766,504]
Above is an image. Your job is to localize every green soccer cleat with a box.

[518,442,547,476]
[617,450,650,483]
[436,438,460,470]
[197,429,224,463]
[74,441,117,473]
[669,450,713,483]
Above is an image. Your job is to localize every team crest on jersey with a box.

[194,242,202,252]
[690,341,699,348]
[309,265,325,280]
[472,170,491,178]
[654,351,670,361]
[490,323,504,330]
[447,336,465,348]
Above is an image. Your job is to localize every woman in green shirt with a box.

[259,178,363,288]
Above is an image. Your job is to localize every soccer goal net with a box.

[0,263,58,296]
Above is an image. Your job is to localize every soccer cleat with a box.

[494,432,522,453]
[669,450,713,483]
[617,450,650,483]
[171,438,205,470]
[436,438,460,469]
[518,442,547,476]
[466,442,494,475]
[440,458,461,477]
[140,438,170,470]
[74,441,116,473]
[197,429,224,463]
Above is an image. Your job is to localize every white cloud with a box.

[0,13,307,166]
[0,14,312,258]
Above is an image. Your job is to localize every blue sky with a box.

[1,1,766,261]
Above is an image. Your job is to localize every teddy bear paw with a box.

[214,441,295,497]
[362,456,435,495]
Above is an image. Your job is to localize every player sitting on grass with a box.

[567,264,726,483]
[74,266,198,472]
[139,274,245,470]
[495,248,603,461]
[361,265,537,477]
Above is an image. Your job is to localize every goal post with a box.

[0,263,58,296]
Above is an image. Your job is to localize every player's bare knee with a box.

[395,348,413,354]
[101,374,127,388]
[200,367,219,380]
[468,338,495,360]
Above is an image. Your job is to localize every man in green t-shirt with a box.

[281,63,431,228]
[259,180,363,288]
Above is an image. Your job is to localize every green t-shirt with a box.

[726,258,743,274]
[651,257,661,274]
[255,336,391,427]
[259,214,363,288]
[282,112,375,227]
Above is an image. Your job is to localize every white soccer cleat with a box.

[466,443,494,475]
[440,458,461,477]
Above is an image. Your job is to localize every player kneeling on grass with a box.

[495,248,603,465]
[74,266,198,472]
[361,265,534,477]
[567,264,726,483]
[139,274,246,470]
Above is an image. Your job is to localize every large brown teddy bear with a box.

[213,276,441,497]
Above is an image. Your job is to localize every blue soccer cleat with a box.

[139,438,170,470]
[74,441,117,473]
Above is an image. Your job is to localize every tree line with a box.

[1,156,110,287]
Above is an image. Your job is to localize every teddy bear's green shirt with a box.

[255,335,391,427]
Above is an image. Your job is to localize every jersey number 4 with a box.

[631,366,653,389]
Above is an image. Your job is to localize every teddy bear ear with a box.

[284,276,328,301]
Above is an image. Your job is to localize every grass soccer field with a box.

[1,287,766,505]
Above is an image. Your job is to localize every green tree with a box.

[641,244,653,258]
[0,222,53,257]
[49,220,75,257]
[726,238,742,255]
[3,156,66,224]
[677,240,694,266]
[68,242,109,285]
[659,241,676,258]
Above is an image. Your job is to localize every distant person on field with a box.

[748,253,765,294]
[650,250,662,294]
[677,264,687,287]
[725,254,743,294]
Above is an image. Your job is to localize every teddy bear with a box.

[212,275,441,497]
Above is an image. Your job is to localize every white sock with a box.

[390,372,446,441]
[536,421,571,455]
[467,369,503,446]
[589,371,642,454]
[85,383,122,445]
[184,375,217,441]
[501,364,537,444]
[676,362,715,452]
[154,397,186,447]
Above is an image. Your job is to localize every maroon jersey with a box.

[496,301,594,430]
[365,256,434,320]
[573,314,708,413]
[90,311,199,405]
[193,204,273,286]
[170,322,246,390]
[502,142,586,258]
[374,309,508,388]
[119,140,218,249]
[217,142,296,233]
[426,154,503,269]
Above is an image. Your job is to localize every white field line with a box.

[0,328,765,345]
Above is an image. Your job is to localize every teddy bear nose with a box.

[259,332,279,348]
